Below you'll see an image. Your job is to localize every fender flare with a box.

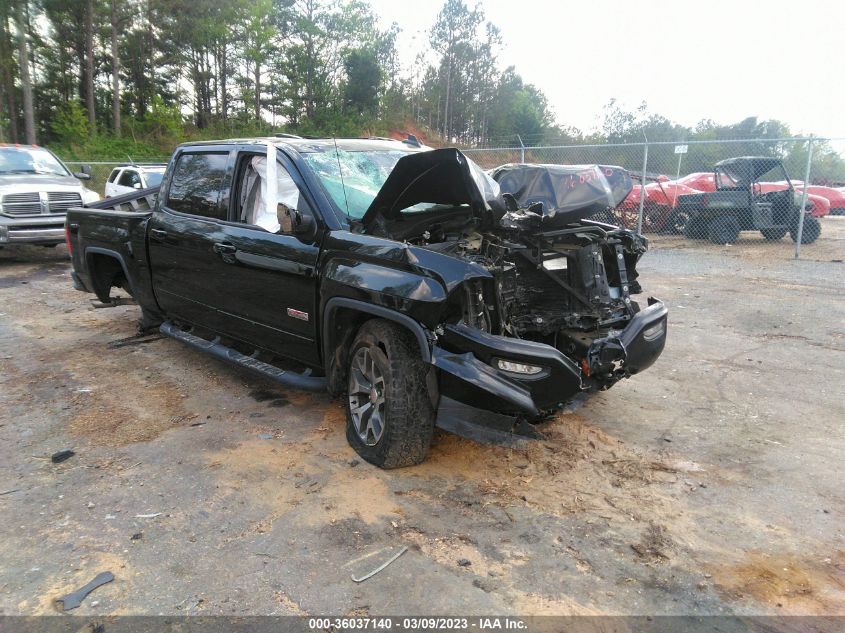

[321,297,432,367]
[84,246,138,300]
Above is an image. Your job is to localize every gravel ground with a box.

[0,219,843,616]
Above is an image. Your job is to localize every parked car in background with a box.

[0,144,100,247]
[799,184,845,215]
[104,164,167,197]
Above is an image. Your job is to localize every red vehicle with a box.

[800,184,845,215]
[617,176,707,233]
[756,182,830,218]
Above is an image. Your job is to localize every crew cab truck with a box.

[66,138,668,468]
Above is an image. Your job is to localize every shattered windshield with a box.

[0,146,70,176]
[302,149,464,220]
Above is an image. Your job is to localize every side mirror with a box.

[73,171,92,181]
[292,208,317,241]
[133,182,142,189]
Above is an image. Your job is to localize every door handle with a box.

[150,228,168,241]
[213,242,237,255]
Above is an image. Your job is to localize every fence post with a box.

[637,142,648,235]
[517,135,525,164]
[794,137,814,260]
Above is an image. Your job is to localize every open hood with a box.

[489,163,633,225]
[362,148,502,232]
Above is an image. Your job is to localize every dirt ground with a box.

[0,219,843,617]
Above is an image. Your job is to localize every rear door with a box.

[147,148,235,334]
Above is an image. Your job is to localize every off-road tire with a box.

[345,319,436,469]
[760,227,788,241]
[665,209,691,235]
[708,216,740,244]
[683,216,707,239]
[790,216,821,244]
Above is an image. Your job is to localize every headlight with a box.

[642,320,665,342]
[497,359,544,375]
[81,188,100,203]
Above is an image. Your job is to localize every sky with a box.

[366,0,845,140]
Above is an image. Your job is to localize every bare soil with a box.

[0,218,843,616]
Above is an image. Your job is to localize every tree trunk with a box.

[84,0,96,129]
[15,2,35,145]
[443,55,451,141]
[0,4,18,143]
[254,62,261,122]
[220,40,228,121]
[110,0,120,135]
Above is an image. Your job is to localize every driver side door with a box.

[208,149,323,366]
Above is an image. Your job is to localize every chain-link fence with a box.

[465,137,845,259]
[64,139,845,260]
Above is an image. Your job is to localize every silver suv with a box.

[0,144,100,247]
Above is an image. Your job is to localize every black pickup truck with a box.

[66,137,668,468]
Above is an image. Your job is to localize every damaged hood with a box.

[490,163,633,226]
[362,148,502,232]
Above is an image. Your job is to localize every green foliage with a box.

[344,48,381,116]
[4,0,841,182]
[51,100,91,145]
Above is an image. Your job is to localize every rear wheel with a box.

[760,227,788,241]
[665,209,691,235]
[708,216,740,244]
[345,319,436,469]
[790,216,821,244]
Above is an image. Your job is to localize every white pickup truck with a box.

[0,144,100,247]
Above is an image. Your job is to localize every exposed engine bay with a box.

[355,148,660,393]
[401,208,647,371]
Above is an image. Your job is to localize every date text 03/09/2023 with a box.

[307,617,528,630]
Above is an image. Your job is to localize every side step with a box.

[160,321,327,393]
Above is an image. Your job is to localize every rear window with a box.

[165,153,228,219]
[108,169,120,183]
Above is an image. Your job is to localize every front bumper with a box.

[432,298,668,416]
[0,215,67,244]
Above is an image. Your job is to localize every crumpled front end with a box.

[431,297,667,416]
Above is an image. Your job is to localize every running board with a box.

[159,321,327,393]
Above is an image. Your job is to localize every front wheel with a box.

[345,319,436,468]
[790,216,821,244]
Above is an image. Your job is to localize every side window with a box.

[118,169,140,187]
[107,169,120,183]
[165,152,228,220]
[235,154,310,233]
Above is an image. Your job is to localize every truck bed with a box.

[66,198,156,308]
